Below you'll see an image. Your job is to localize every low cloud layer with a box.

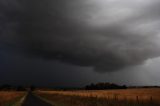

[1,0,160,72]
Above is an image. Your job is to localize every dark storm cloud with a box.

[1,0,160,72]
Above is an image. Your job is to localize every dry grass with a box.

[0,91,25,106]
[36,88,160,106]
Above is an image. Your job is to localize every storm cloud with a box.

[1,0,160,72]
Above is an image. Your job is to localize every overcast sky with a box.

[0,0,160,87]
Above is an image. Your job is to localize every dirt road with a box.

[22,92,52,106]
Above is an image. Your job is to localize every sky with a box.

[0,0,160,87]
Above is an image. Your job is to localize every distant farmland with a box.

[35,88,160,106]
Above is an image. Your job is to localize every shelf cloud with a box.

[1,0,160,72]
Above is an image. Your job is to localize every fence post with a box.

[150,96,153,103]
[114,94,118,101]
[124,96,127,104]
[124,96,126,101]
[107,96,109,100]
[136,96,139,103]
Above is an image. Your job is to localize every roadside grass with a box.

[35,93,157,106]
[0,91,26,106]
[35,88,160,106]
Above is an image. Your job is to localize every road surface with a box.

[22,92,53,106]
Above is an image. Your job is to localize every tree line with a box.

[0,84,36,91]
[85,82,127,90]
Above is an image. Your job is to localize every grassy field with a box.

[0,91,25,106]
[35,88,160,106]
